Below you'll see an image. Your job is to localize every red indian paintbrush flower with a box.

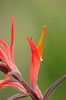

[0,16,21,76]
[27,26,46,100]
[0,16,47,100]
[0,16,27,94]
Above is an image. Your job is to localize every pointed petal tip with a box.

[10,15,15,62]
[27,37,32,41]
[12,16,14,25]
[26,37,29,40]
[27,37,32,51]
[12,16,14,20]
[44,25,47,34]
[44,25,47,28]
[37,26,46,58]
[27,37,30,44]
[27,37,31,44]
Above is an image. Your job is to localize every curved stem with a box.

[8,93,30,100]
[12,72,39,100]
[18,78,39,100]
[43,75,66,100]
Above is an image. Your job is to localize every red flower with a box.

[27,26,46,99]
[0,16,26,94]
[0,16,47,100]
[0,16,21,78]
[0,73,26,93]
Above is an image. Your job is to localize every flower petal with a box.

[1,80,27,93]
[0,73,11,87]
[27,27,46,99]
[37,26,46,60]
[0,47,17,71]
[10,16,15,62]
[27,37,42,99]
[34,85,43,99]
[0,48,10,68]
[0,72,24,92]
[0,40,11,59]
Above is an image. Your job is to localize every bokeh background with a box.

[0,0,66,100]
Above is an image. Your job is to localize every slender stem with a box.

[43,75,66,100]
[8,93,30,100]
[18,78,39,100]
[12,73,39,100]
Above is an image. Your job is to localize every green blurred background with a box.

[0,0,66,100]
